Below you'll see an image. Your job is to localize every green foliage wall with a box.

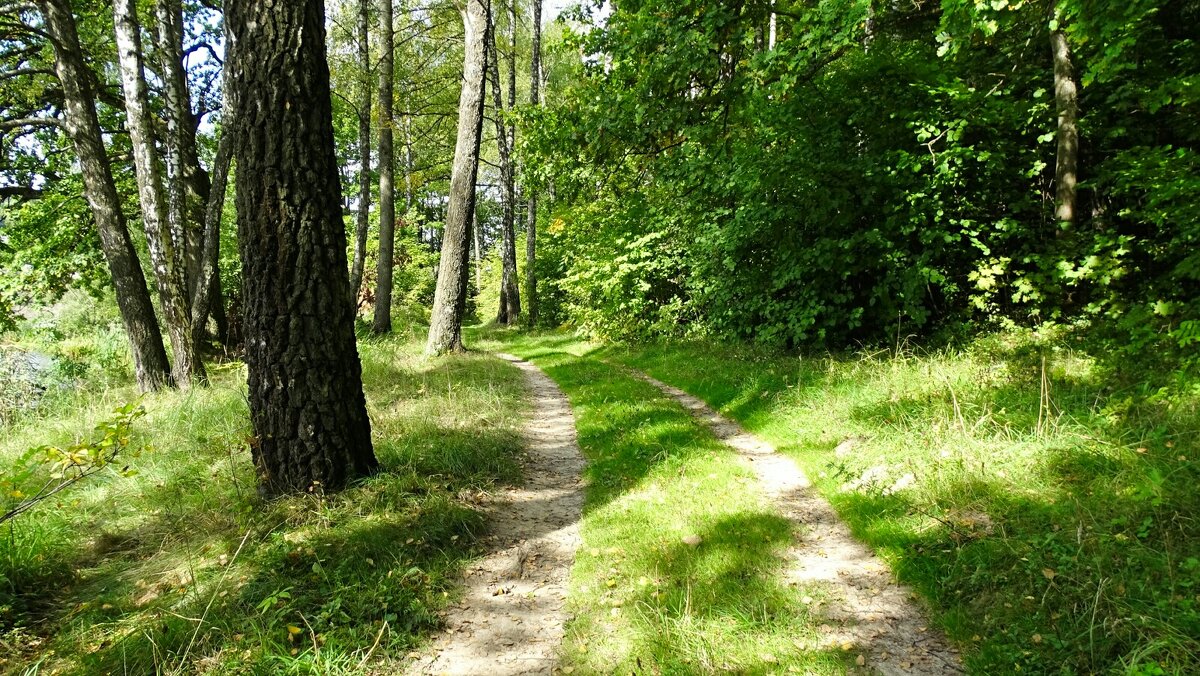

[525,0,1200,353]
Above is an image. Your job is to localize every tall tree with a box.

[36,0,173,391]
[492,1,520,323]
[152,0,228,348]
[227,0,377,493]
[348,0,373,308]
[372,0,396,334]
[1050,16,1078,225]
[188,23,238,357]
[113,0,204,385]
[525,0,541,326]
[427,0,490,355]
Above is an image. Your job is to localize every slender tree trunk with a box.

[153,0,193,295]
[404,101,414,212]
[38,0,173,391]
[154,0,226,343]
[113,0,204,386]
[349,0,372,309]
[487,8,519,324]
[427,0,489,355]
[1051,26,1078,225]
[372,0,396,334]
[473,207,482,293]
[526,0,541,326]
[768,3,777,49]
[153,0,229,353]
[189,106,236,355]
[227,0,377,494]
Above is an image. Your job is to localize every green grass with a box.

[1,325,529,675]
[554,330,1199,675]
[476,329,856,674]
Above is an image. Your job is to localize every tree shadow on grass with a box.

[522,351,723,513]
[826,454,1200,674]
[0,349,537,674]
[571,510,862,673]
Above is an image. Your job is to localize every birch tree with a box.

[427,0,489,355]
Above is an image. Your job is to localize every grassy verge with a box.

[1,326,528,675]
[477,330,856,674]
[578,330,1200,675]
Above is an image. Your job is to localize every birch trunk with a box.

[526,0,541,326]
[1051,27,1078,224]
[349,0,372,309]
[372,0,396,334]
[488,7,519,324]
[427,0,489,355]
[38,0,173,391]
[113,0,204,385]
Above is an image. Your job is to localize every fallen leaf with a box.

[286,625,302,635]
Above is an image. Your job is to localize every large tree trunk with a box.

[526,0,541,327]
[372,0,396,334]
[227,0,377,494]
[1051,26,1078,225]
[38,0,173,392]
[113,0,204,386]
[348,0,372,310]
[487,8,519,324]
[427,0,489,355]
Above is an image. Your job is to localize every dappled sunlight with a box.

[0,334,533,673]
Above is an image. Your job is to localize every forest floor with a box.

[410,354,584,675]
[2,316,1197,674]
[477,328,1199,675]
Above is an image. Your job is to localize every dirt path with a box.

[631,370,965,676]
[409,354,585,675]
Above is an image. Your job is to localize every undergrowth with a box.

[0,323,528,674]
[591,329,1200,675]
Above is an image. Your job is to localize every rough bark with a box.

[526,0,541,327]
[152,0,227,353]
[1051,27,1078,224]
[227,0,377,494]
[487,8,519,324]
[38,0,173,392]
[372,0,395,334]
[426,0,489,355]
[113,0,204,386]
[152,0,195,288]
[349,0,372,310]
[189,107,236,355]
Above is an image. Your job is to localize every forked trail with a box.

[409,354,585,675]
[412,352,963,675]
[631,369,964,676]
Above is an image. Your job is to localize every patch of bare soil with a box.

[633,371,965,676]
[408,354,585,675]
